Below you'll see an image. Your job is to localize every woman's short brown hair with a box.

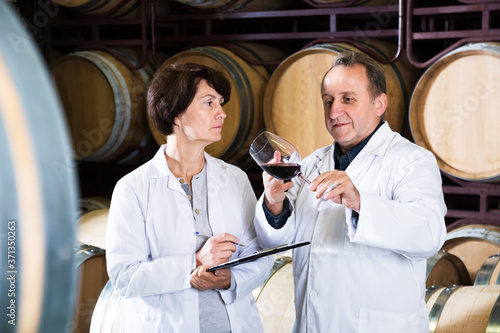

[147,62,231,136]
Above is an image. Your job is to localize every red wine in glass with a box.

[260,163,302,181]
[249,131,312,184]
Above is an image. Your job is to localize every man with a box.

[254,51,447,333]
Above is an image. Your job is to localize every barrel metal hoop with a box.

[76,51,133,161]
[83,51,132,161]
[426,250,447,281]
[475,254,500,286]
[74,244,106,268]
[429,285,461,333]
[446,229,500,245]
[427,250,472,286]
[425,286,442,303]
[71,51,125,160]
[71,0,110,12]
[112,0,140,18]
[113,48,151,86]
[486,293,500,333]
[90,280,117,333]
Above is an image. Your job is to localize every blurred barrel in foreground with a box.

[0,3,79,332]
[264,42,419,157]
[51,50,149,162]
[410,42,500,182]
[151,42,286,167]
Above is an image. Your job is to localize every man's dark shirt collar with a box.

[334,120,384,171]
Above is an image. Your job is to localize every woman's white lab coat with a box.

[107,145,272,333]
[254,123,447,333]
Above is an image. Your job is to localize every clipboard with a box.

[206,241,310,272]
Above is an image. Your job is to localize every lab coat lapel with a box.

[312,146,346,253]
[205,154,227,235]
[344,122,393,183]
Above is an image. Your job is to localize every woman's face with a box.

[174,79,227,146]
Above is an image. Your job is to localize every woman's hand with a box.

[195,233,239,267]
[190,266,231,290]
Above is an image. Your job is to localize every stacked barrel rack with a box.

[43,0,500,225]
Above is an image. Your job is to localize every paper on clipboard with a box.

[206,241,310,272]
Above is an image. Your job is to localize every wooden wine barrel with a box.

[442,224,500,283]
[475,254,500,286]
[77,208,109,250]
[174,0,289,12]
[151,43,286,167]
[426,285,500,333]
[51,50,149,162]
[254,257,295,333]
[410,42,500,182]
[49,0,174,18]
[0,3,79,333]
[426,250,472,288]
[74,244,109,333]
[264,41,420,158]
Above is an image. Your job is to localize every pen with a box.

[194,232,246,247]
[321,182,339,201]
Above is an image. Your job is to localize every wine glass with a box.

[249,131,311,184]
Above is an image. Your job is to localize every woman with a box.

[106,63,272,332]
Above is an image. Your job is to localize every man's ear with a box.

[375,93,387,117]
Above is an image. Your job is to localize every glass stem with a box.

[298,173,311,185]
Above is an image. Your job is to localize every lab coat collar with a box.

[148,144,229,190]
[313,122,393,174]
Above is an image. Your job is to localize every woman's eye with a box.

[206,101,212,107]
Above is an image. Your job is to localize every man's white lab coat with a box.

[254,123,447,333]
[107,145,272,333]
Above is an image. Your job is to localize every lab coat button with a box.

[310,291,317,298]
[187,195,192,200]
[195,209,200,214]
[313,243,321,249]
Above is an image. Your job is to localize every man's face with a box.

[321,63,386,152]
